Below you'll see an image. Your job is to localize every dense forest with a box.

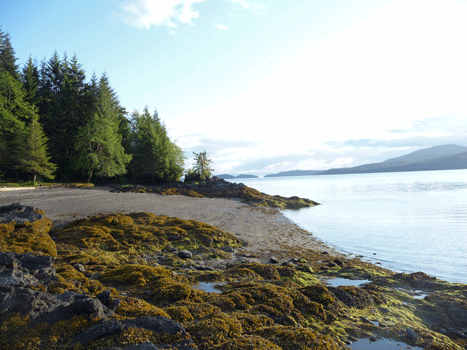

[0,27,185,184]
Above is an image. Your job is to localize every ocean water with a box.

[236,170,467,284]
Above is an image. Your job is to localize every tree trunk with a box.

[87,171,93,184]
[33,174,37,183]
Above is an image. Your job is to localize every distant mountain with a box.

[216,174,258,179]
[265,170,321,178]
[263,144,467,178]
[235,174,259,179]
[383,144,467,164]
[216,174,236,179]
[322,150,467,175]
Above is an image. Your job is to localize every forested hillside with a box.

[0,27,185,184]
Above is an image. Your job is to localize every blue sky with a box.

[2,0,467,176]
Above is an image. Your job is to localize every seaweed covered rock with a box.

[0,286,113,326]
[329,285,386,309]
[0,206,55,257]
[57,212,243,259]
[115,180,319,209]
[257,325,346,349]
[73,316,195,349]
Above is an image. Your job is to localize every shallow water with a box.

[325,278,370,288]
[237,170,467,283]
[192,282,225,293]
[349,337,423,350]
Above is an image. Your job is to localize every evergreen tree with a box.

[0,70,30,177]
[130,108,184,183]
[21,56,40,105]
[192,151,214,180]
[73,73,131,183]
[17,111,56,182]
[37,52,93,180]
[73,112,131,183]
[0,27,19,79]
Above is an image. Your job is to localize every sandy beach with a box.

[0,186,340,261]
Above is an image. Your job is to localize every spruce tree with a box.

[21,56,40,104]
[73,112,131,183]
[0,27,19,79]
[73,73,131,183]
[130,108,185,183]
[192,151,214,180]
[18,111,56,182]
[0,71,29,178]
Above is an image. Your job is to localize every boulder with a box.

[178,251,192,259]
[0,203,44,224]
[72,320,126,345]
[0,285,113,326]
[0,252,57,287]
[73,316,196,349]
[406,327,418,340]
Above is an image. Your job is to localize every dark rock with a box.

[110,299,121,311]
[73,320,126,345]
[122,316,187,335]
[0,252,57,287]
[97,289,112,308]
[454,330,467,339]
[0,203,44,224]
[0,284,113,326]
[369,335,377,342]
[87,316,194,349]
[0,286,60,323]
[40,296,113,325]
[406,327,418,340]
[333,259,344,266]
[405,271,443,289]
[326,262,338,268]
[177,251,192,259]
[321,251,330,255]
[269,256,279,264]
[448,328,467,339]
[221,246,235,253]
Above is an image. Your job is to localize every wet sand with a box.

[0,186,341,260]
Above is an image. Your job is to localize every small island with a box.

[217,174,259,179]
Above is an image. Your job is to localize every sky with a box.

[2,0,467,176]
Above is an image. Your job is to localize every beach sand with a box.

[0,186,342,262]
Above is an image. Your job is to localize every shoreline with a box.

[0,186,342,262]
[2,186,467,348]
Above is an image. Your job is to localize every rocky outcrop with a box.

[0,203,44,224]
[74,316,195,349]
[0,251,57,287]
[0,251,196,349]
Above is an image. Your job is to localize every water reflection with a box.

[349,337,423,350]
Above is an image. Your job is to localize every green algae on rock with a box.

[2,210,467,349]
[114,178,319,209]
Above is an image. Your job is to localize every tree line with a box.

[0,27,186,184]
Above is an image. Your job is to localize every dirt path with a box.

[0,187,341,261]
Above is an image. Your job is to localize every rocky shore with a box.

[1,189,467,349]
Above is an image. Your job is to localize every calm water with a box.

[237,170,467,284]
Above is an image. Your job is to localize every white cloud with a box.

[214,23,228,31]
[118,0,264,29]
[119,0,205,29]
[228,0,266,11]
